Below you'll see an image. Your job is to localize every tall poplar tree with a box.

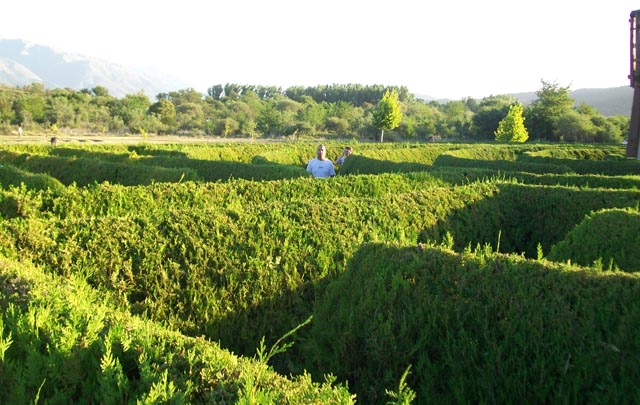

[495,103,529,142]
[372,90,402,142]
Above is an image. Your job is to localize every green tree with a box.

[494,103,529,142]
[175,102,204,131]
[442,100,472,139]
[471,95,515,140]
[0,91,16,126]
[215,117,240,137]
[603,115,628,143]
[168,88,203,105]
[207,84,224,100]
[45,96,76,128]
[324,116,350,135]
[14,93,46,125]
[149,99,177,128]
[556,110,596,142]
[401,101,441,140]
[274,95,302,130]
[227,100,256,136]
[256,102,284,136]
[116,92,151,132]
[92,86,110,97]
[77,103,111,133]
[525,80,574,141]
[372,90,402,142]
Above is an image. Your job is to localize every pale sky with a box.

[1,1,635,99]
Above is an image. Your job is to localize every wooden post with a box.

[628,89,640,157]
[627,10,640,158]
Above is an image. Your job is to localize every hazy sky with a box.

[1,1,634,99]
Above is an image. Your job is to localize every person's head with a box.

[343,146,353,157]
[316,144,327,160]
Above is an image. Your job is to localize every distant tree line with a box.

[0,80,629,143]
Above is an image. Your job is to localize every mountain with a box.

[1,38,634,115]
[0,38,186,98]
[417,86,634,117]
[570,87,633,116]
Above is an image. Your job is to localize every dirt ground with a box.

[0,134,262,145]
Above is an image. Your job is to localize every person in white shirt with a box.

[306,144,336,178]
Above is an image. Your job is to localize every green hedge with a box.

[516,154,640,176]
[433,153,573,174]
[1,142,639,404]
[492,172,640,190]
[0,256,353,404]
[132,155,309,181]
[0,163,65,192]
[338,155,432,175]
[310,243,640,403]
[419,183,640,259]
[521,146,623,160]
[0,179,496,363]
[548,207,640,271]
[2,178,639,365]
[0,151,199,186]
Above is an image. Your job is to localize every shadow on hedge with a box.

[307,242,640,403]
[0,150,309,186]
[418,183,640,260]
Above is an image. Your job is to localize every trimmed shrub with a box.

[433,153,572,174]
[548,208,640,271]
[517,154,640,176]
[0,163,65,192]
[309,243,640,403]
[419,183,640,259]
[0,256,354,404]
[0,151,199,186]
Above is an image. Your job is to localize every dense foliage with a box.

[0,256,354,404]
[548,207,640,270]
[1,141,640,403]
[0,80,628,143]
[311,243,640,403]
[372,90,403,142]
[494,103,529,142]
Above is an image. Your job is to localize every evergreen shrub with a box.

[0,163,64,192]
[420,183,640,258]
[548,207,640,271]
[309,243,640,403]
[0,151,200,186]
[433,153,572,174]
[517,154,640,175]
[0,256,354,404]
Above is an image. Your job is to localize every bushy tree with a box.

[296,96,326,132]
[372,90,402,142]
[0,81,628,141]
[570,104,625,144]
[149,99,176,127]
[556,110,595,142]
[45,96,75,127]
[525,80,573,141]
[495,103,528,142]
[256,102,284,136]
[116,92,151,130]
[175,102,204,131]
[442,100,472,139]
[471,95,515,140]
